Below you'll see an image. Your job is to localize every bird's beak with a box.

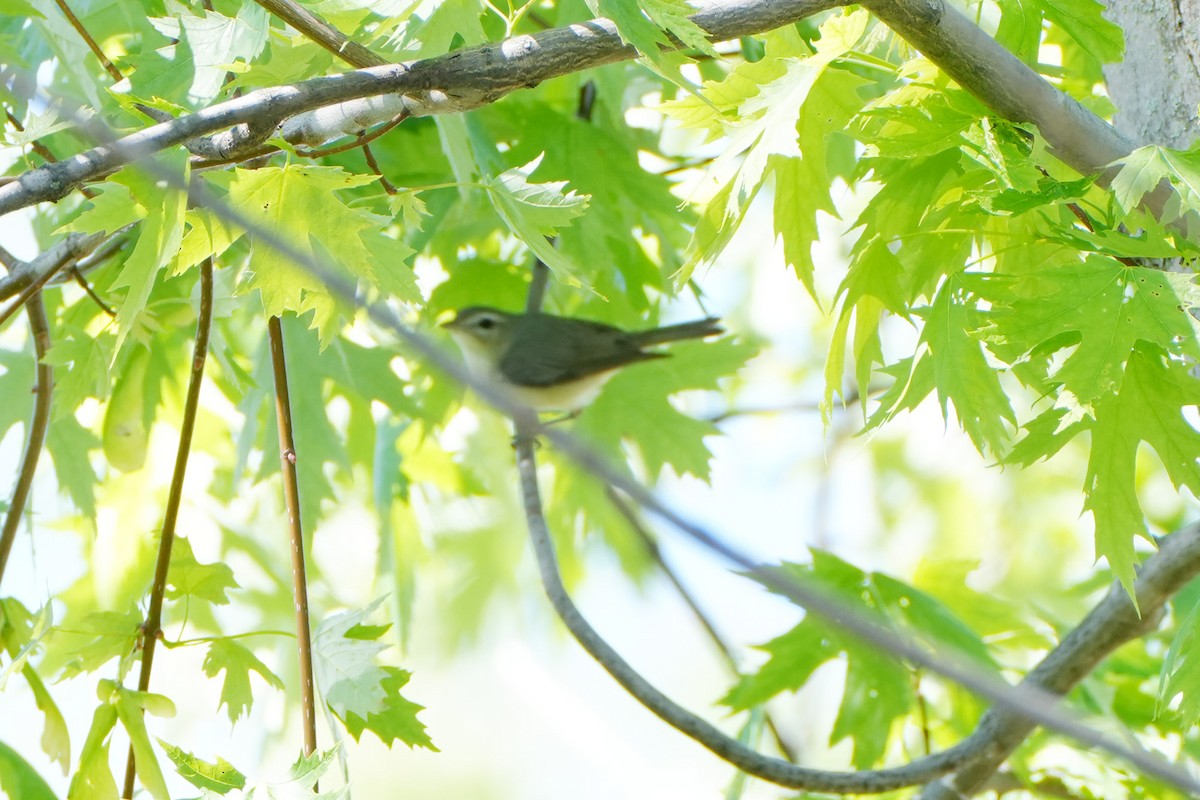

[438,310,461,329]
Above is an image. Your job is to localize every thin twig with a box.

[120,258,215,799]
[70,266,116,317]
[361,142,397,194]
[0,292,53,588]
[267,314,319,760]
[253,0,387,68]
[606,488,798,762]
[52,0,124,82]
[295,111,410,158]
[526,258,551,313]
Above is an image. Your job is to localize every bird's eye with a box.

[477,317,496,330]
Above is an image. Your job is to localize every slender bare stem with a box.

[253,0,387,68]
[0,292,53,588]
[52,0,124,82]
[296,112,409,158]
[514,431,989,791]
[361,143,397,195]
[69,266,116,317]
[120,258,215,798]
[267,314,319,760]
[525,259,551,313]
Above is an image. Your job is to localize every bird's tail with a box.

[631,317,724,346]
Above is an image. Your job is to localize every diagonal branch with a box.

[1,0,1161,220]
[0,229,122,303]
[253,0,388,68]
[514,429,989,792]
[606,487,798,762]
[920,522,1200,798]
[52,0,124,82]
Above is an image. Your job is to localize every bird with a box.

[443,305,724,412]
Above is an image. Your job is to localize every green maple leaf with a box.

[0,740,56,800]
[575,336,755,479]
[405,0,486,58]
[227,164,418,343]
[772,67,866,296]
[0,348,34,440]
[983,257,1200,403]
[281,746,344,797]
[108,152,189,350]
[147,4,268,106]
[874,277,1014,454]
[1111,144,1200,228]
[725,552,988,768]
[58,182,143,236]
[167,538,239,605]
[1084,345,1200,596]
[341,666,436,750]
[110,682,175,800]
[670,13,868,279]
[312,600,390,719]
[41,326,113,416]
[1033,0,1124,65]
[201,639,285,723]
[58,610,142,678]
[120,34,196,111]
[589,0,712,79]
[483,156,589,283]
[158,740,246,795]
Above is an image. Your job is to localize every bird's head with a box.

[443,306,517,369]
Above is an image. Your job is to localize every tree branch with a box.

[267,314,319,760]
[121,258,215,799]
[0,230,120,303]
[515,429,994,792]
[0,291,52,588]
[0,0,842,214]
[253,0,388,68]
[920,522,1200,798]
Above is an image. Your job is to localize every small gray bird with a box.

[443,306,724,412]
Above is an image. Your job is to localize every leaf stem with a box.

[267,314,319,759]
[52,0,124,83]
[121,257,215,799]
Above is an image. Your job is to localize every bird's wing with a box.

[500,317,664,387]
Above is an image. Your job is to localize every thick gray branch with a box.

[0,0,841,216]
[860,0,1137,178]
[0,230,114,302]
[920,523,1200,798]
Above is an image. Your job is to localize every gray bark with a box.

[1103,0,1200,149]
